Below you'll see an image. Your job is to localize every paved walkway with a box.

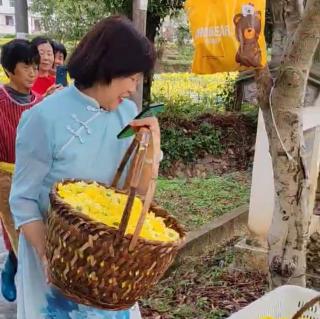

[0,229,17,319]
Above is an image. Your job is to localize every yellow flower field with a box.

[151,72,238,115]
[0,38,14,84]
[0,63,237,116]
[0,37,14,47]
[0,67,8,84]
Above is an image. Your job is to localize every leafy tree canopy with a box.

[31,0,185,43]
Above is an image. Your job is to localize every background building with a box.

[0,0,41,35]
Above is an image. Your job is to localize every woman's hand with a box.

[20,221,50,283]
[130,117,161,155]
[44,84,63,97]
[130,117,161,196]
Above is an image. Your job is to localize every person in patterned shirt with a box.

[0,39,42,302]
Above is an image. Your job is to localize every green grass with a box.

[155,173,250,231]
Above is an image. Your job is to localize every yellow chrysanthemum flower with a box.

[151,72,238,108]
[57,182,180,242]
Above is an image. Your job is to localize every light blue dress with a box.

[9,84,142,319]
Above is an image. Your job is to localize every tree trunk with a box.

[15,0,29,39]
[269,0,320,106]
[269,0,304,67]
[256,0,320,288]
[269,0,287,69]
[233,81,244,112]
[283,0,304,38]
[143,14,162,107]
[310,44,320,105]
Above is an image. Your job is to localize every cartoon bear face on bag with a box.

[234,3,262,68]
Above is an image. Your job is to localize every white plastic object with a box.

[227,285,320,319]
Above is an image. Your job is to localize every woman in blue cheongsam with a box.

[9,16,160,319]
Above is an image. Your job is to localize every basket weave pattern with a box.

[46,130,186,310]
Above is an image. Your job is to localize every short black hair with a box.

[1,39,39,75]
[68,15,156,88]
[51,41,67,60]
[31,36,53,50]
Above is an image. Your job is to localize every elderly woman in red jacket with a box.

[0,39,42,302]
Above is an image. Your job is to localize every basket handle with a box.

[111,137,139,190]
[112,128,158,245]
[292,295,320,319]
[129,130,158,251]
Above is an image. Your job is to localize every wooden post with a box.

[132,0,148,111]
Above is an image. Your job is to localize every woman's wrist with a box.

[21,220,46,260]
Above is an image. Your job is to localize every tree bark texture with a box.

[256,0,320,288]
[269,0,287,68]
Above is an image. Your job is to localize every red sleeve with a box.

[32,76,56,95]
[49,76,56,86]
[32,77,46,95]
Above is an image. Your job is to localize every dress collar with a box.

[69,82,101,110]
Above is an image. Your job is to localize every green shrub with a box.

[160,122,223,170]
[215,73,236,111]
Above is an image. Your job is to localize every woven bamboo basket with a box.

[0,165,19,253]
[46,129,186,310]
